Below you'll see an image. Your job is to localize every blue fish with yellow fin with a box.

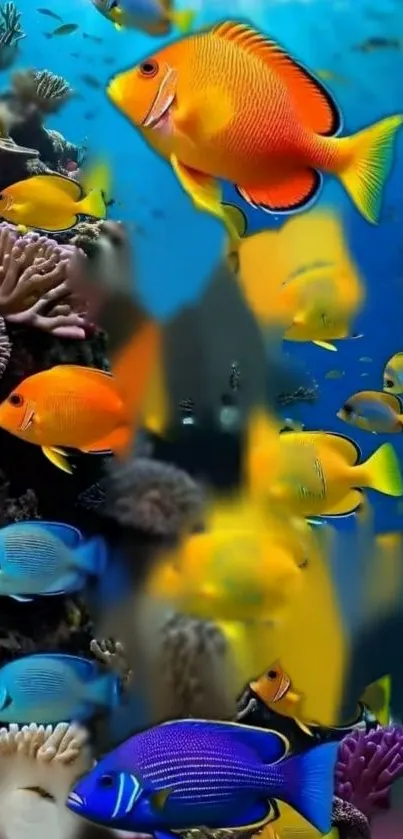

[67,719,338,834]
[0,653,120,724]
[0,520,107,602]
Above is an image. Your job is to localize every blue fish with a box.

[0,653,120,724]
[67,719,338,835]
[0,520,107,602]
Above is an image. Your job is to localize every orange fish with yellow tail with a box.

[250,662,314,738]
[0,326,159,474]
[107,20,403,239]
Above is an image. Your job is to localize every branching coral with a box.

[335,726,403,819]
[0,1,25,70]
[0,721,91,839]
[12,69,72,115]
[0,223,88,339]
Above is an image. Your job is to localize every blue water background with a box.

[11,0,403,536]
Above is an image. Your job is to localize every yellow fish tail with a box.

[79,188,106,220]
[169,8,197,33]
[363,442,403,497]
[81,160,112,202]
[336,114,403,223]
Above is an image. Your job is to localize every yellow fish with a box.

[246,410,403,517]
[0,171,106,232]
[383,352,403,394]
[260,806,338,839]
[250,661,314,737]
[237,209,365,351]
[362,675,391,725]
[145,499,315,625]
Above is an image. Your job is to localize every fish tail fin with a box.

[73,536,108,576]
[363,442,403,496]
[79,188,106,220]
[170,8,197,33]
[81,160,112,203]
[270,742,338,833]
[336,114,403,223]
[83,673,119,707]
[114,22,123,30]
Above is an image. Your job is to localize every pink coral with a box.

[0,223,88,339]
[335,726,403,819]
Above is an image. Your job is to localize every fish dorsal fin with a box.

[37,174,83,201]
[378,391,403,413]
[211,22,341,137]
[310,430,361,465]
[52,364,113,380]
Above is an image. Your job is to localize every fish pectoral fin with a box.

[150,788,172,812]
[42,446,73,474]
[175,87,233,139]
[237,169,323,213]
[10,595,34,603]
[170,155,239,245]
[313,340,338,351]
[294,718,315,737]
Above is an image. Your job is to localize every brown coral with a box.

[12,69,72,115]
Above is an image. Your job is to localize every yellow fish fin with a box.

[150,788,172,811]
[171,155,239,245]
[81,160,112,203]
[324,489,364,516]
[38,173,83,201]
[362,674,391,724]
[114,22,123,29]
[362,442,403,496]
[294,718,315,737]
[311,430,361,465]
[377,392,403,412]
[78,188,106,220]
[336,115,403,223]
[313,340,338,351]
[211,21,341,137]
[42,446,73,474]
[174,88,233,141]
[168,8,196,33]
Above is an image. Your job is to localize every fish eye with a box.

[342,403,353,416]
[267,670,278,680]
[8,393,24,407]
[139,60,159,78]
[99,774,115,788]
[385,378,395,389]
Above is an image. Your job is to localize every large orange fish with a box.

[0,328,158,473]
[107,20,403,239]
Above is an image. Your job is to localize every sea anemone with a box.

[0,721,91,839]
[335,725,403,818]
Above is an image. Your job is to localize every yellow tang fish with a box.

[0,171,106,233]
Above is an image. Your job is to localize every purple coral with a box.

[0,222,88,338]
[335,725,403,818]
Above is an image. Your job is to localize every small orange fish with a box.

[107,20,403,239]
[0,362,147,474]
[250,662,313,737]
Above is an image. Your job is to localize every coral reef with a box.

[335,726,403,819]
[331,797,371,839]
[0,721,91,839]
[101,457,205,537]
[150,612,237,722]
[0,1,25,71]
[12,69,72,114]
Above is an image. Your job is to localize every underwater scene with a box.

[0,0,402,838]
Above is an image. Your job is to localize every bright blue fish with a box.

[0,653,120,724]
[67,719,338,835]
[0,520,107,602]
